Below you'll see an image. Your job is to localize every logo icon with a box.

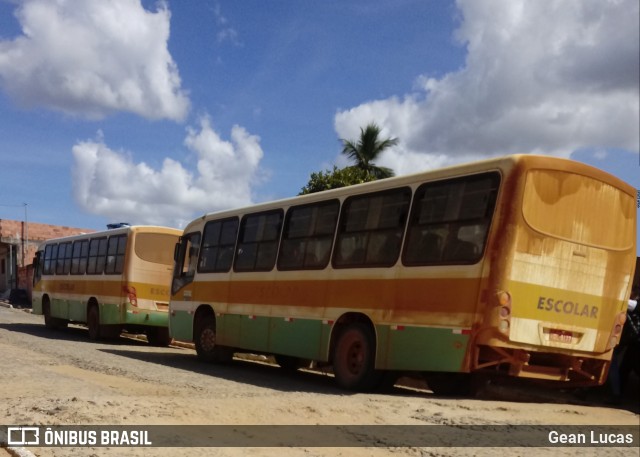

[7,427,40,446]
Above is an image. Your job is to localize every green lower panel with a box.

[376,325,469,372]
[268,318,323,360]
[123,307,168,328]
[99,303,123,325]
[239,315,269,352]
[68,300,86,322]
[169,310,193,341]
[217,314,241,347]
[51,298,69,320]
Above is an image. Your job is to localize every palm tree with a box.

[340,123,397,179]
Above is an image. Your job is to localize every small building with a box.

[0,218,94,299]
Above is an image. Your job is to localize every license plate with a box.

[549,329,573,343]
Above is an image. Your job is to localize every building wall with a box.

[0,219,94,294]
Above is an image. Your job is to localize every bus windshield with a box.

[522,169,635,250]
[135,233,177,266]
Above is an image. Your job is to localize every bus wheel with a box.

[44,300,68,330]
[147,327,172,347]
[43,300,56,329]
[275,355,303,371]
[332,323,378,391]
[194,315,232,363]
[87,305,101,341]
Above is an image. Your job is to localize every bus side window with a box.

[278,200,339,271]
[199,218,238,273]
[105,235,127,274]
[235,210,283,272]
[71,239,89,275]
[333,188,411,268]
[43,244,57,275]
[402,172,500,266]
[87,238,108,275]
[172,232,201,294]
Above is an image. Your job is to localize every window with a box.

[403,172,500,265]
[87,237,108,274]
[43,244,58,275]
[55,242,72,275]
[70,240,89,275]
[235,210,283,272]
[105,235,127,274]
[278,200,339,270]
[172,232,201,294]
[333,188,411,268]
[199,218,239,273]
[135,233,179,266]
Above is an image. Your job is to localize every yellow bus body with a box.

[32,225,181,345]
[169,155,636,390]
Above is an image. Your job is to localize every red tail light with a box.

[123,285,138,307]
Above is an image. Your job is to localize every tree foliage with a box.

[299,166,374,195]
[299,123,399,195]
[340,123,397,179]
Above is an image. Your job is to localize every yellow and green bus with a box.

[32,225,181,346]
[169,155,636,391]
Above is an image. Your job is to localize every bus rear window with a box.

[135,233,178,265]
[522,170,635,250]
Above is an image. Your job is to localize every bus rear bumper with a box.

[473,344,609,387]
[124,308,169,328]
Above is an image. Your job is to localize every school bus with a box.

[32,225,181,346]
[169,155,636,391]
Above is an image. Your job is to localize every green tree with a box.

[340,123,397,179]
[299,166,373,195]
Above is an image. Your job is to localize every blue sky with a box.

[0,0,638,247]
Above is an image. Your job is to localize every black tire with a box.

[43,299,68,330]
[43,300,56,329]
[147,327,172,347]
[87,304,101,341]
[332,323,379,391]
[194,315,232,363]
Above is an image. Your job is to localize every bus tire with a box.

[147,327,172,347]
[87,304,101,341]
[194,315,232,363]
[43,299,68,330]
[332,323,378,391]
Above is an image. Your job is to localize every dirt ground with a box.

[0,304,638,457]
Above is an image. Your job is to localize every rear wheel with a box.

[194,315,232,363]
[43,299,68,330]
[147,327,172,347]
[87,305,101,340]
[332,323,379,391]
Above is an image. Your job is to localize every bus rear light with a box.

[499,306,511,318]
[499,320,509,333]
[616,312,627,325]
[498,291,511,306]
[123,285,138,307]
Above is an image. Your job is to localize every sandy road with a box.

[0,305,638,457]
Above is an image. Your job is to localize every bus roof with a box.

[37,225,181,247]
[188,154,635,229]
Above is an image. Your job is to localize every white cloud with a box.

[334,0,640,175]
[72,117,264,227]
[0,0,189,121]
